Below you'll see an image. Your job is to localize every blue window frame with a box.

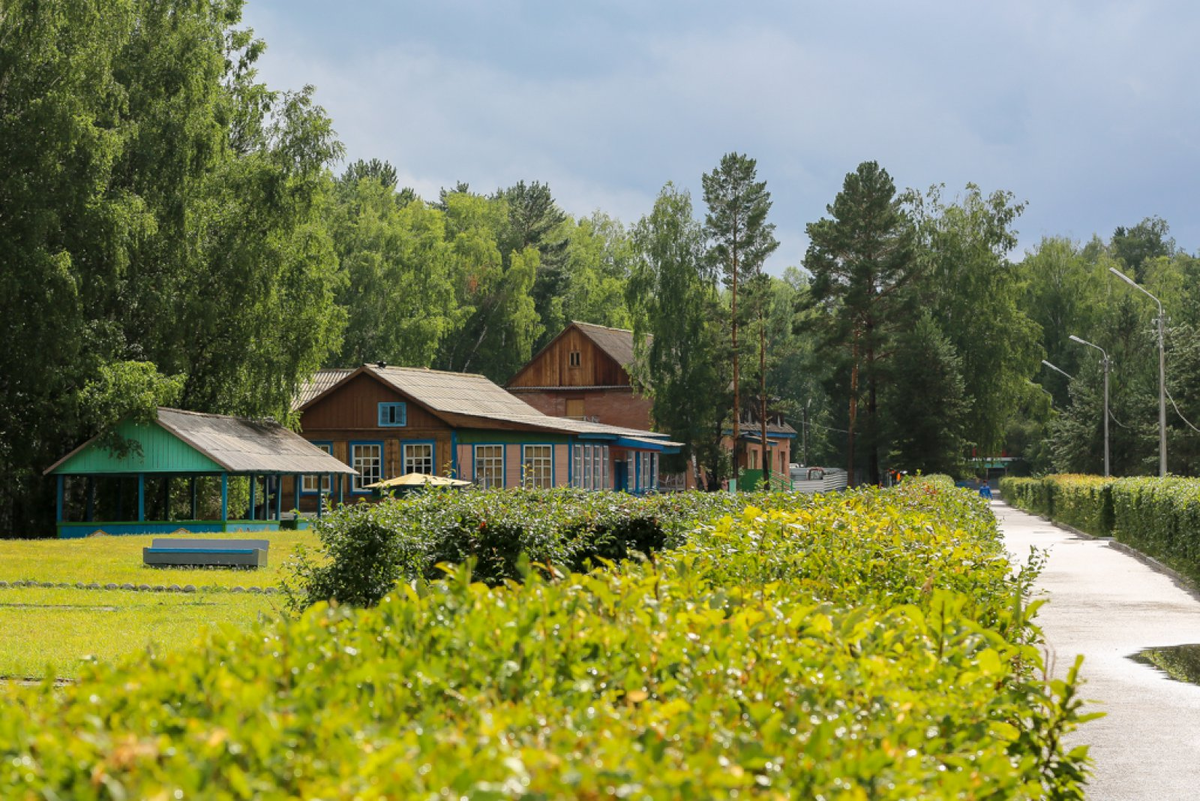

[349,440,385,493]
[378,402,407,427]
[302,442,333,493]
[472,443,506,489]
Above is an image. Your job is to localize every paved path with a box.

[997,500,1200,799]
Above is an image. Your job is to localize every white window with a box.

[352,443,382,492]
[404,442,434,475]
[474,445,504,489]
[571,444,610,490]
[302,444,333,492]
[523,445,553,489]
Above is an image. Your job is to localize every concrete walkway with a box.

[997,500,1200,799]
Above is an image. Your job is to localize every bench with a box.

[143,538,269,568]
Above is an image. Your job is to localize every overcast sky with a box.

[242,1,1200,273]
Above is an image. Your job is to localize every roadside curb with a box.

[0,580,278,595]
[998,500,1200,598]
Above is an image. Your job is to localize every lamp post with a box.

[1068,335,1110,477]
[1109,266,1167,477]
[1041,359,1075,381]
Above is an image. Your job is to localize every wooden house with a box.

[288,364,679,509]
[505,321,653,432]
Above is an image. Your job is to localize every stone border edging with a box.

[0,580,278,595]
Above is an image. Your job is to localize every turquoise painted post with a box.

[220,473,229,522]
[317,487,324,519]
[248,474,256,521]
[275,476,283,520]
[85,477,95,522]
[337,474,344,506]
[293,474,300,514]
[190,477,197,520]
[163,476,171,522]
[450,431,458,477]
[137,473,145,521]
[55,475,64,523]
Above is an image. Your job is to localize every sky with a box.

[241,1,1200,274]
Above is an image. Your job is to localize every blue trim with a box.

[137,473,145,521]
[301,442,333,495]
[378,401,407,427]
[220,473,228,521]
[450,431,458,477]
[471,442,507,489]
[56,476,64,523]
[249,473,256,520]
[567,436,574,486]
[400,439,437,477]
[349,440,385,494]
[521,443,555,488]
[59,520,281,539]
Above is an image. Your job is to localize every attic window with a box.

[378,402,407,427]
[569,350,581,368]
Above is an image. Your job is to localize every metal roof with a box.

[46,408,358,476]
[571,321,638,368]
[155,408,358,474]
[298,365,682,449]
[294,367,354,409]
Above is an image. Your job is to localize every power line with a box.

[1166,387,1200,434]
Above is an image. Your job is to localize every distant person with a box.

[979,478,992,500]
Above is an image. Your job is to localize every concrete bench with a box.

[143,538,269,568]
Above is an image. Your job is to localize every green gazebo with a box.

[45,407,357,538]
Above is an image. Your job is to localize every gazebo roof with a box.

[45,408,357,476]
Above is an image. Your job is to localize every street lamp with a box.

[1069,335,1110,477]
[1109,266,1167,477]
[1041,359,1075,381]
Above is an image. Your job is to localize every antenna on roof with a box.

[375,361,387,369]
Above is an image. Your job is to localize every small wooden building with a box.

[289,364,679,507]
[45,408,356,538]
[505,321,654,432]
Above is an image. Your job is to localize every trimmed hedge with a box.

[284,489,764,610]
[1001,474,1200,584]
[0,483,1094,798]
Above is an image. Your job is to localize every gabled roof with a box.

[46,408,358,476]
[295,367,354,407]
[506,321,647,389]
[571,321,637,369]
[297,365,682,448]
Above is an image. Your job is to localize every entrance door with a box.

[614,460,628,492]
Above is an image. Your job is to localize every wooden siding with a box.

[301,372,449,432]
[507,328,629,388]
[54,420,224,475]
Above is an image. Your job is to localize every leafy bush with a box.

[1111,477,1200,582]
[283,488,757,610]
[1000,477,1053,516]
[1045,475,1114,536]
[0,483,1094,798]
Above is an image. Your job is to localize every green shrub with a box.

[0,483,1094,798]
[284,488,758,610]
[1045,475,1114,536]
[1111,478,1200,582]
[1001,477,1053,516]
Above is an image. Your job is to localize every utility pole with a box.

[1110,267,1167,476]
[1069,335,1111,477]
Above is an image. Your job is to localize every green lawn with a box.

[0,586,279,679]
[0,532,318,679]
[0,530,319,588]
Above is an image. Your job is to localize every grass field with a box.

[0,530,319,588]
[0,532,317,679]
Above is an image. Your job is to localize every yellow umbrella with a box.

[365,473,472,490]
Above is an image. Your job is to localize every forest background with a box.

[3,0,1199,535]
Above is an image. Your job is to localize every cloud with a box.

[243,1,1200,266]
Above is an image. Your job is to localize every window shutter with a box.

[378,403,388,426]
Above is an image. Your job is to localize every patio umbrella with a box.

[365,473,472,490]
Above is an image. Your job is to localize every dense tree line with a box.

[3,0,1198,533]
